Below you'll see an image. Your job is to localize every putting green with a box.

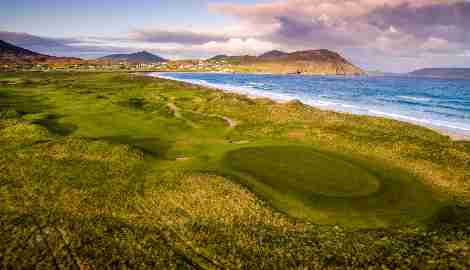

[222,146,441,228]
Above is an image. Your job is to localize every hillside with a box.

[258,50,289,60]
[409,68,470,79]
[208,49,364,75]
[98,51,167,63]
[0,39,49,64]
[207,54,229,61]
[0,39,82,65]
[0,39,43,57]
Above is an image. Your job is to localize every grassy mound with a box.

[222,146,442,228]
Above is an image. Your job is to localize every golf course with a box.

[1,72,469,269]
[222,145,439,228]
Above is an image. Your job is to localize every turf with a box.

[1,71,469,269]
[222,146,440,227]
[224,146,381,197]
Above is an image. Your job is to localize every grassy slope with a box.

[1,72,469,269]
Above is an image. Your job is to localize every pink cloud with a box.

[210,0,447,21]
[210,0,470,53]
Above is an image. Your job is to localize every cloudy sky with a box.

[1,0,470,72]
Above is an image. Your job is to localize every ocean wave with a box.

[398,95,432,102]
[247,82,266,87]
[151,73,294,101]
[368,110,470,132]
[381,96,470,113]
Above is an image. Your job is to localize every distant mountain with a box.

[0,39,81,65]
[0,31,68,51]
[258,50,289,60]
[207,54,229,61]
[409,68,470,79]
[208,49,364,75]
[207,54,257,64]
[0,39,43,57]
[366,70,401,77]
[98,51,167,63]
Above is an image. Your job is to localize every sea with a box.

[149,72,470,137]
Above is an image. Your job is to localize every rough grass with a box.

[0,71,469,269]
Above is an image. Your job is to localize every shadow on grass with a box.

[116,97,147,110]
[0,88,79,136]
[428,204,470,229]
[0,90,49,115]
[97,136,173,159]
[31,114,78,136]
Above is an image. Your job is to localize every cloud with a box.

[58,34,280,60]
[198,38,278,56]
[0,31,131,58]
[0,28,279,60]
[211,0,470,71]
[129,29,230,45]
[211,0,452,21]
[366,1,470,42]
[0,31,78,45]
[3,1,470,71]
[212,0,470,45]
[0,31,78,52]
[420,37,459,53]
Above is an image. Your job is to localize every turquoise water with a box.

[151,72,470,136]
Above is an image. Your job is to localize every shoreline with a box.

[147,72,470,141]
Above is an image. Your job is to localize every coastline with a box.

[148,72,469,141]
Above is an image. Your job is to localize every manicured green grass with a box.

[225,146,381,197]
[222,146,441,228]
[1,71,469,269]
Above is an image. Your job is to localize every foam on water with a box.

[149,72,470,136]
[398,95,432,102]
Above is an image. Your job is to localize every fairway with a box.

[222,146,442,228]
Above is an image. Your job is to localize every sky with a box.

[1,0,470,72]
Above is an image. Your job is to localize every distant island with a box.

[409,68,470,79]
[98,51,167,64]
[207,49,364,75]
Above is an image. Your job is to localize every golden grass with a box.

[1,72,469,269]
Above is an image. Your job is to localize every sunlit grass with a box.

[1,71,469,269]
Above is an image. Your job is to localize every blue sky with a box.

[1,0,257,37]
[1,0,470,72]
